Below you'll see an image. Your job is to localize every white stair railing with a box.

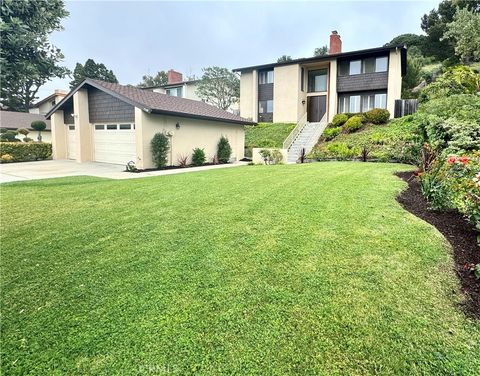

[283,112,308,150]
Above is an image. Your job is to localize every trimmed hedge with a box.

[331,114,349,127]
[364,109,390,124]
[344,115,364,133]
[0,142,52,163]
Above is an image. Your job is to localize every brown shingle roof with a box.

[0,111,51,130]
[46,79,253,125]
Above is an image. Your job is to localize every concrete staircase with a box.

[286,120,328,163]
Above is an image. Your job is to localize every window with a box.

[349,60,361,75]
[166,87,183,97]
[119,124,131,130]
[308,69,327,92]
[362,58,375,74]
[259,100,273,113]
[375,57,388,72]
[301,68,305,91]
[259,70,274,84]
[338,61,349,76]
[95,124,105,130]
[106,124,117,130]
[349,95,361,112]
[338,91,387,114]
[68,125,75,130]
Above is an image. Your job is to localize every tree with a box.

[196,67,239,110]
[31,120,46,142]
[70,59,118,88]
[420,0,479,63]
[217,136,232,164]
[277,55,293,63]
[313,45,328,57]
[0,0,70,112]
[137,71,168,88]
[442,8,480,63]
[402,57,423,98]
[150,132,170,168]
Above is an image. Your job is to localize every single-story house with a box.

[0,110,52,142]
[234,31,407,123]
[29,89,68,115]
[45,79,253,168]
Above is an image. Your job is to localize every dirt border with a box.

[395,171,479,319]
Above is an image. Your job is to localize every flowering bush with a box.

[421,152,480,239]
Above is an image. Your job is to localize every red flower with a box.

[447,156,457,164]
[459,156,469,166]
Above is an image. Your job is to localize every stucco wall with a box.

[387,48,403,118]
[273,64,301,123]
[135,110,245,169]
[16,131,52,143]
[239,71,255,121]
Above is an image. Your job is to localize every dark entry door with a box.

[307,95,327,122]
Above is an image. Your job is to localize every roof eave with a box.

[150,109,255,125]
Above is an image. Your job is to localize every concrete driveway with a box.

[0,160,247,183]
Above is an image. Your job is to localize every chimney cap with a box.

[331,30,338,35]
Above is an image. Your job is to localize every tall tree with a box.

[277,55,293,63]
[313,45,328,57]
[196,67,239,110]
[420,0,479,63]
[137,71,168,88]
[442,8,480,63]
[0,0,70,112]
[70,59,118,88]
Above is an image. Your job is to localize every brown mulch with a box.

[395,171,480,319]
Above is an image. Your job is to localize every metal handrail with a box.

[283,112,308,150]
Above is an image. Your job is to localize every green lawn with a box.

[245,122,295,156]
[1,162,479,375]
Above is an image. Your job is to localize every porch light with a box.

[301,100,306,105]
[176,122,180,129]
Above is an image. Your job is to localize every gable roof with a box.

[0,111,51,130]
[233,45,407,76]
[46,79,253,125]
[142,79,199,90]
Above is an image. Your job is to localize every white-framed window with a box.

[374,93,387,108]
[349,95,361,112]
[308,69,327,92]
[166,87,183,97]
[93,123,135,131]
[339,56,389,76]
[95,124,105,130]
[259,100,273,113]
[349,60,361,75]
[259,70,274,84]
[375,57,388,72]
[338,91,387,114]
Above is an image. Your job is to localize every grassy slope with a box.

[2,163,480,375]
[245,122,295,155]
[313,117,419,161]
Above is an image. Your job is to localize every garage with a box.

[93,123,136,165]
[66,124,76,160]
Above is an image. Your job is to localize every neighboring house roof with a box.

[31,90,68,109]
[0,111,51,130]
[141,80,199,90]
[46,79,254,125]
[233,45,407,76]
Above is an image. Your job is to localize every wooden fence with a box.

[394,99,419,118]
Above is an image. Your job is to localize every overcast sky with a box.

[38,0,439,99]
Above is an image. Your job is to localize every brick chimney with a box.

[167,69,183,85]
[329,31,342,54]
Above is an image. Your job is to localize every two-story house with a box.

[234,31,406,124]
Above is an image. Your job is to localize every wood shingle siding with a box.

[88,88,135,123]
[337,72,388,93]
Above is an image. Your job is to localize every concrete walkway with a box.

[0,160,247,184]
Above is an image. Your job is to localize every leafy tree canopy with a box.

[196,67,239,111]
[442,7,480,63]
[0,0,70,112]
[137,71,168,88]
[277,55,293,63]
[313,46,328,57]
[70,59,118,88]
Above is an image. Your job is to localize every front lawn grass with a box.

[1,162,479,375]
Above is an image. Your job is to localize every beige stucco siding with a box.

[51,111,66,159]
[273,64,301,123]
[135,110,245,169]
[327,60,338,122]
[239,71,255,121]
[387,48,402,118]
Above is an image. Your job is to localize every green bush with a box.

[191,148,206,166]
[259,148,284,165]
[0,142,52,162]
[31,120,47,142]
[322,127,342,141]
[256,139,276,148]
[364,109,390,124]
[151,132,170,168]
[344,115,364,133]
[0,130,18,142]
[331,113,349,127]
[217,136,232,164]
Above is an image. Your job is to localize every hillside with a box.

[245,122,295,157]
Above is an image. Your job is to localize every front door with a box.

[307,95,327,122]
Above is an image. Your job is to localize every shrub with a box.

[17,128,29,137]
[150,132,170,168]
[217,136,232,164]
[0,142,52,162]
[259,148,283,165]
[257,139,276,148]
[23,137,33,143]
[322,127,342,141]
[191,148,206,166]
[331,113,349,127]
[343,115,364,133]
[177,154,189,167]
[31,120,47,142]
[364,109,390,124]
[0,154,14,163]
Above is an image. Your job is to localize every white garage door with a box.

[93,123,136,165]
[67,125,76,160]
